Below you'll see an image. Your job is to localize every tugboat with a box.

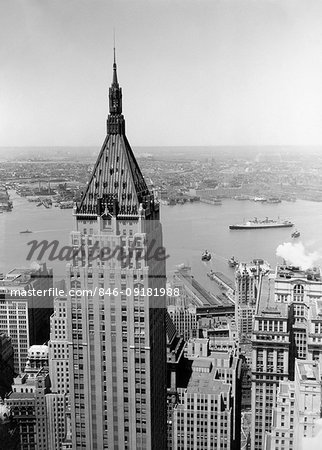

[228,256,238,267]
[201,250,211,261]
[291,230,300,238]
[20,230,32,234]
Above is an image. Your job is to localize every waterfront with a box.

[1,191,322,293]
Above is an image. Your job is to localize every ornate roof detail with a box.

[77,134,150,216]
[76,52,157,218]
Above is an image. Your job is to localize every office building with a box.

[6,346,50,450]
[198,316,238,352]
[274,264,322,364]
[46,393,68,450]
[0,263,53,373]
[166,313,185,450]
[167,303,198,341]
[66,51,167,449]
[251,274,290,450]
[48,296,70,394]
[47,296,72,449]
[266,359,321,450]
[235,260,270,412]
[173,338,242,450]
[251,264,322,449]
[5,344,68,450]
[235,260,271,342]
[307,297,322,364]
[0,333,14,398]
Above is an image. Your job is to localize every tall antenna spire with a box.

[112,30,118,85]
[113,29,116,64]
[108,39,123,130]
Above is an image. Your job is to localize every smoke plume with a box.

[302,419,322,450]
[276,242,321,270]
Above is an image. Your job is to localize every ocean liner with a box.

[229,217,293,230]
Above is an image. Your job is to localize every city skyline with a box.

[2,3,322,449]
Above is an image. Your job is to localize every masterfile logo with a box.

[25,238,169,264]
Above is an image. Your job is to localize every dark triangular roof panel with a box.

[77,134,149,216]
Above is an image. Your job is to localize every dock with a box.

[207,271,235,303]
[175,267,233,307]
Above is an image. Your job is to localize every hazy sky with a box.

[1,0,322,147]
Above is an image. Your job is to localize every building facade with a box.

[0,333,14,398]
[48,296,70,395]
[251,274,290,450]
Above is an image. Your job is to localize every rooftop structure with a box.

[26,345,49,370]
[275,264,322,282]
[297,360,319,381]
[255,273,288,316]
[75,49,153,220]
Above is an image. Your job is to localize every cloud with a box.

[276,242,321,270]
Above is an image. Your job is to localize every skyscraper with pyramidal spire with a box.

[66,50,167,449]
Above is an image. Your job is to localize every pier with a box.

[175,266,233,307]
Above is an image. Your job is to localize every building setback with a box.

[5,344,69,450]
[5,346,50,450]
[173,338,242,450]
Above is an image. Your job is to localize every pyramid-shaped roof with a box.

[76,53,152,218]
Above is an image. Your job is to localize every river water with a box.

[1,191,322,294]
